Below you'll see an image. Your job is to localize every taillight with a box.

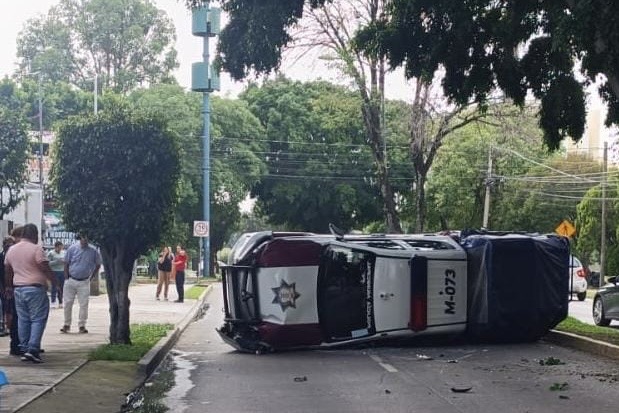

[576,268,586,278]
[409,256,428,332]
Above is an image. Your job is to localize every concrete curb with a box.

[136,284,213,380]
[544,329,619,360]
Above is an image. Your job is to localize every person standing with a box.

[60,234,101,334]
[155,246,173,300]
[0,236,16,339]
[173,245,187,303]
[3,227,23,356]
[47,241,65,309]
[3,223,57,363]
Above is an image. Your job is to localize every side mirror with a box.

[607,276,617,285]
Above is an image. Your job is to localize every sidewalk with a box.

[0,281,209,413]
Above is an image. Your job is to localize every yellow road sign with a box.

[555,220,576,238]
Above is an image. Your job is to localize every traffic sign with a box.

[193,220,209,237]
[555,220,576,238]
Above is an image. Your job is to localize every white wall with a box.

[3,185,43,230]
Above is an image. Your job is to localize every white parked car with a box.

[570,255,588,301]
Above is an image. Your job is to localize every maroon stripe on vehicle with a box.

[409,256,428,332]
[257,322,323,348]
[257,239,322,267]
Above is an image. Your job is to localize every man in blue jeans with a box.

[3,224,57,363]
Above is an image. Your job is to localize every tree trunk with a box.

[101,244,133,345]
[361,101,402,233]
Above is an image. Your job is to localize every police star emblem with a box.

[271,279,301,311]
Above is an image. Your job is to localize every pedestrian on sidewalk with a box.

[173,245,187,303]
[2,228,23,356]
[156,246,173,300]
[60,234,101,334]
[47,241,65,309]
[3,223,57,363]
[0,235,16,339]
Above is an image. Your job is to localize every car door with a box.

[317,245,374,342]
[603,278,619,319]
[372,255,411,333]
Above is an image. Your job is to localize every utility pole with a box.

[94,73,98,115]
[37,74,45,238]
[192,2,220,277]
[482,147,493,229]
[600,141,608,287]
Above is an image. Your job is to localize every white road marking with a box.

[369,354,398,373]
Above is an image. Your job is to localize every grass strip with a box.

[185,285,207,300]
[89,323,174,361]
[554,316,619,346]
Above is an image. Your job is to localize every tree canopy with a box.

[241,78,388,232]
[204,0,619,150]
[130,85,266,274]
[52,101,180,343]
[17,0,178,93]
[0,107,30,219]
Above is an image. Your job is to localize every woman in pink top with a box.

[3,224,56,363]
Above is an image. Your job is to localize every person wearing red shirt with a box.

[173,245,187,303]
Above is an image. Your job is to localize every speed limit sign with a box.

[193,221,209,237]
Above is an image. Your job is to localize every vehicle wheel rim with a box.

[593,299,603,323]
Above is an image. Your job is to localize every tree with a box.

[17,0,178,93]
[0,107,30,219]
[295,1,402,232]
[353,1,619,150]
[425,105,555,231]
[241,78,386,232]
[492,153,600,233]
[130,85,266,275]
[186,0,619,150]
[51,101,180,343]
[576,180,619,276]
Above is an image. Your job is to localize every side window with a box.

[318,246,374,341]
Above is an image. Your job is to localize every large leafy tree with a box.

[51,101,180,343]
[183,0,618,149]
[425,106,548,231]
[353,0,619,150]
[576,182,619,277]
[241,78,386,232]
[493,153,600,234]
[0,107,30,219]
[130,85,266,274]
[17,0,178,93]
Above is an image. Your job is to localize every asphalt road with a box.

[143,285,619,413]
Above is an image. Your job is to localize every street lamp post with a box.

[36,74,45,237]
[191,2,220,278]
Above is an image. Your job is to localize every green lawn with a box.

[554,316,619,346]
[89,323,174,361]
[185,285,207,300]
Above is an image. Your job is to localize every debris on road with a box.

[549,382,569,391]
[539,356,565,366]
[450,386,473,393]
